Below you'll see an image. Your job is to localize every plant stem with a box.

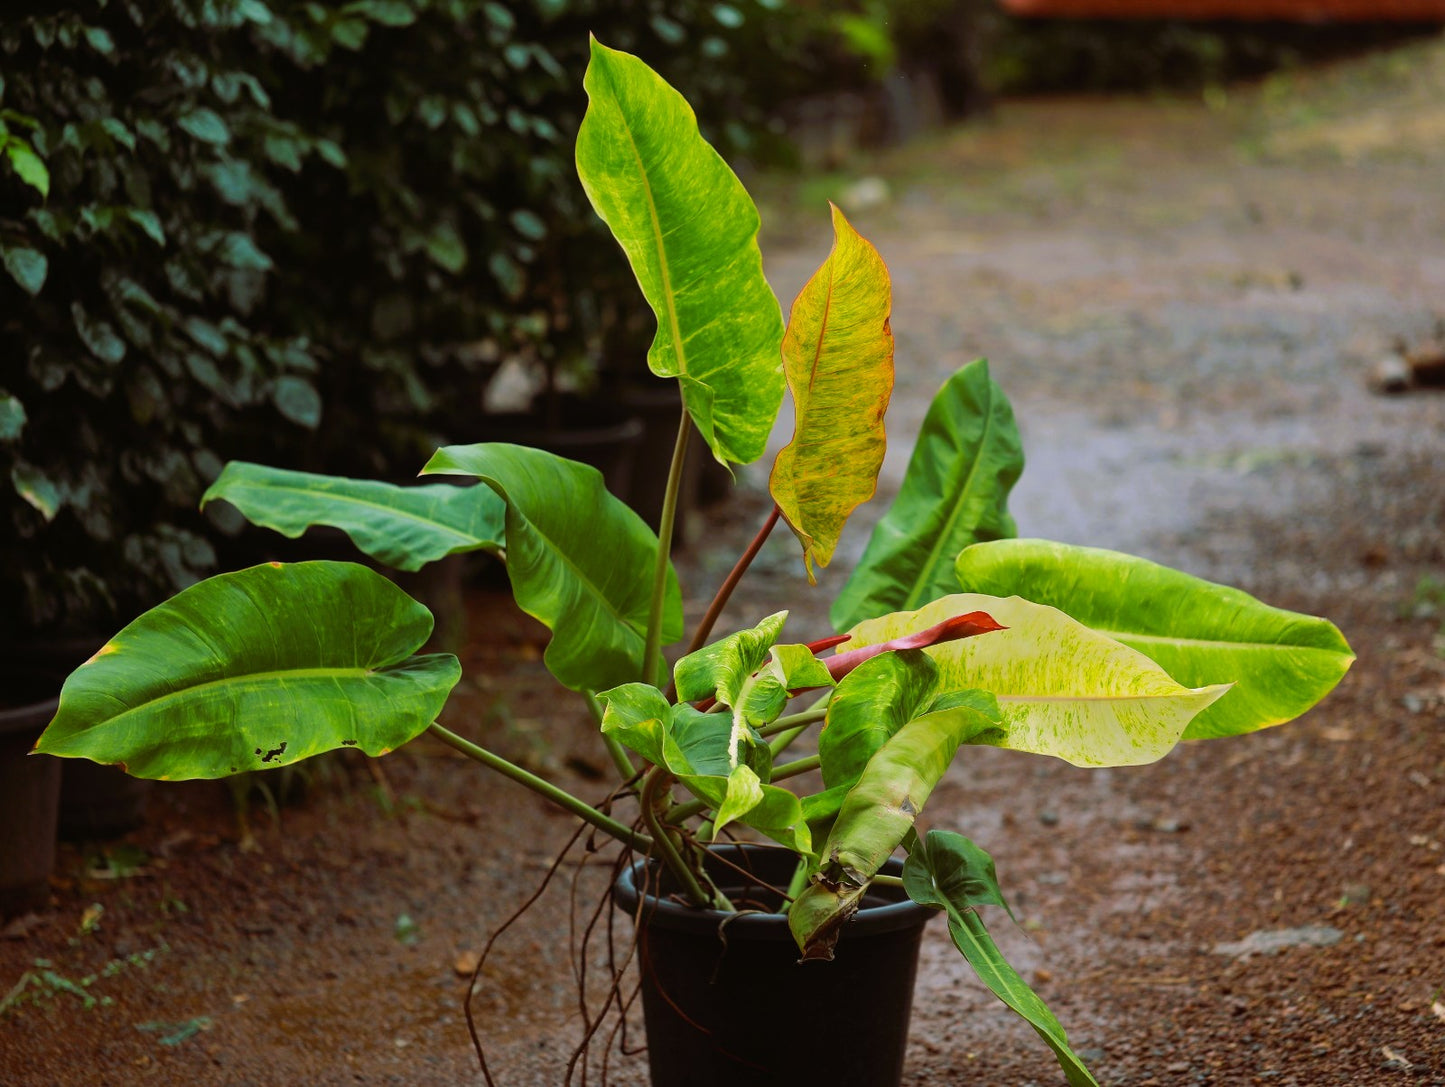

[584,691,637,780]
[662,797,708,824]
[768,725,810,760]
[640,767,723,909]
[643,410,692,688]
[758,699,829,738]
[685,503,781,656]
[427,723,650,853]
[872,873,904,889]
[770,753,820,782]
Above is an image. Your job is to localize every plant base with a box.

[613,844,934,1087]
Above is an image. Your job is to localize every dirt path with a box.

[4,43,1445,1087]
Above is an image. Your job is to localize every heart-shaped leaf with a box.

[954,539,1354,739]
[424,443,681,691]
[770,203,894,579]
[831,359,1022,632]
[576,39,785,467]
[35,562,460,779]
[203,461,505,572]
[845,594,1229,767]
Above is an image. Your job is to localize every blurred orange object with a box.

[1003,0,1445,18]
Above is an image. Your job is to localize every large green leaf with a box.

[831,359,1022,632]
[791,671,999,959]
[202,461,505,572]
[955,539,1354,739]
[904,831,1100,1087]
[575,38,785,467]
[845,594,1230,767]
[423,443,681,690]
[769,203,894,580]
[35,563,460,780]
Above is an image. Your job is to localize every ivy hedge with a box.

[0,0,808,638]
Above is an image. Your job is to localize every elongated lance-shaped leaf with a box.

[769,203,894,580]
[576,38,785,467]
[790,682,1002,959]
[423,443,681,691]
[846,594,1230,767]
[819,649,950,791]
[35,562,461,780]
[596,685,810,854]
[904,831,1100,1087]
[955,538,1354,739]
[831,358,1022,632]
[203,461,505,572]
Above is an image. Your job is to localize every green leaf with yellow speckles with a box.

[575,38,784,467]
[770,203,893,581]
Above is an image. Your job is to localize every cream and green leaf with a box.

[955,539,1354,739]
[844,594,1230,767]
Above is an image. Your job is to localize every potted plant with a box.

[31,40,1353,1086]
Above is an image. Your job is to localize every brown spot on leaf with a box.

[341,739,358,747]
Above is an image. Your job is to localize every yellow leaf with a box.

[770,203,893,581]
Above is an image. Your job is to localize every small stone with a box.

[1213,925,1344,957]
[1371,354,1413,394]
[1039,809,1060,827]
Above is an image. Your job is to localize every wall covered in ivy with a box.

[0,0,808,636]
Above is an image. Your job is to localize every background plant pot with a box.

[614,384,704,547]
[1,637,150,846]
[0,698,61,918]
[613,844,934,1087]
[478,393,644,504]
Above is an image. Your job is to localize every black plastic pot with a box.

[480,393,644,503]
[1,637,150,842]
[0,698,61,917]
[613,844,934,1087]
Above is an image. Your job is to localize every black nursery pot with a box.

[613,844,935,1087]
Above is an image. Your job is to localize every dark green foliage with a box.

[0,0,805,637]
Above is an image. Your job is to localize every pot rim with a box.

[613,843,935,942]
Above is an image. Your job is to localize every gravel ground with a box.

[3,39,1444,1087]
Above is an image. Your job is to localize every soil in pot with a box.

[613,844,935,1087]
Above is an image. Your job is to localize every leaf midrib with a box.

[614,86,688,382]
[65,665,384,734]
[1104,630,1351,655]
[215,481,492,547]
[905,382,999,610]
